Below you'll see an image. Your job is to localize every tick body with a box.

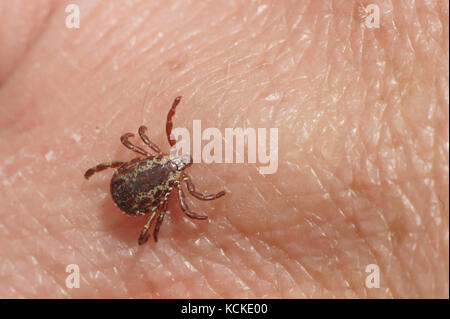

[84,96,225,245]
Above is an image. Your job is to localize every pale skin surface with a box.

[0,0,448,298]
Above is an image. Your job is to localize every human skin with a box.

[0,0,448,298]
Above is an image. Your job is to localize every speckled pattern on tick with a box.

[84,96,225,245]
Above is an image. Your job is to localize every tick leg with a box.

[138,206,158,245]
[182,173,226,201]
[153,200,168,242]
[138,126,162,154]
[120,133,150,156]
[84,161,126,179]
[177,185,208,220]
[166,96,182,147]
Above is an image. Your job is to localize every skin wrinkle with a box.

[279,219,338,296]
[182,253,221,298]
[387,63,438,298]
[324,207,365,297]
[343,200,395,297]
[401,181,438,296]
[358,6,432,298]
[206,259,251,297]
[77,2,135,65]
[232,235,283,296]
[353,186,404,297]
[247,243,284,295]
[389,195,422,296]
[312,200,363,296]
[303,168,390,296]
[270,234,335,298]
[390,231,421,297]
[219,238,261,297]
[272,261,302,298]
[78,5,166,75]
[0,0,58,86]
[65,195,140,297]
[205,218,283,296]
[130,7,206,69]
[290,260,315,297]
[359,192,395,272]
[244,239,287,297]
[183,43,227,74]
[159,255,200,298]
[191,245,229,297]
[0,0,448,298]
[140,245,177,295]
[18,243,69,297]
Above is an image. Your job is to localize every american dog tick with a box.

[84,96,225,245]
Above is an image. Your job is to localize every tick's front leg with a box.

[166,96,182,147]
[84,161,126,179]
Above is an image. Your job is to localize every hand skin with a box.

[0,0,448,298]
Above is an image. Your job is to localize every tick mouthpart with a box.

[171,154,193,170]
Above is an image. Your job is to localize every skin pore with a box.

[0,0,448,298]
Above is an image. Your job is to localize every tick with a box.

[84,96,225,245]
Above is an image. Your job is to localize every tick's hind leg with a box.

[138,126,161,154]
[177,185,208,220]
[166,96,182,147]
[84,161,125,179]
[138,206,158,245]
[182,174,226,201]
[120,133,151,156]
[153,200,168,242]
